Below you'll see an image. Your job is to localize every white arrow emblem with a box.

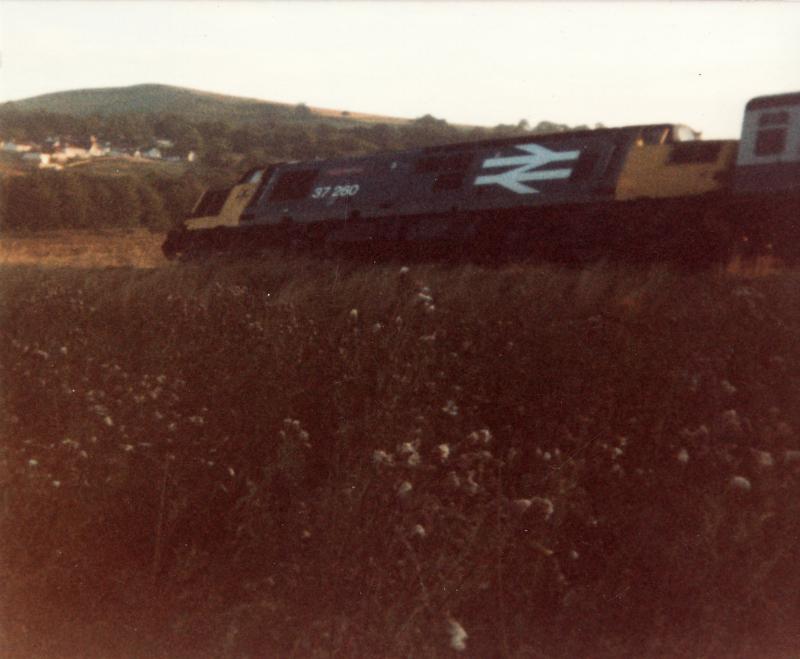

[474,143,580,194]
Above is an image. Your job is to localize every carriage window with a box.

[755,128,787,156]
[268,169,319,201]
[759,111,789,127]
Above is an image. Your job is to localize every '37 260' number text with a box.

[311,184,360,200]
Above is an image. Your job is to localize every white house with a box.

[2,141,33,153]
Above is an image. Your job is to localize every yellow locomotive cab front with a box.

[616,140,738,201]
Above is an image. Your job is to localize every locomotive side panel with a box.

[242,153,416,226]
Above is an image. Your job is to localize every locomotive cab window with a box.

[640,126,670,145]
[268,169,319,202]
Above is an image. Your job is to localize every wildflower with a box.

[103,416,114,427]
[349,308,359,321]
[465,471,479,495]
[542,451,552,461]
[28,459,39,467]
[467,429,492,445]
[156,374,167,384]
[397,480,413,497]
[51,480,61,488]
[569,550,580,560]
[677,448,690,463]
[753,450,774,468]
[372,450,394,466]
[720,409,744,438]
[33,349,49,359]
[399,441,419,455]
[59,346,68,355]
[721,379,737,395]
[437,443,450,461]
[730,475,751,492]
[784,450,800,465]
[302,530,312,539]
[372,322,383,333]
[61,438,80,449]
[412,524,426,538]
[442,400,459,417]
[227,466,236,477]
[531,496,555,520]
[406,452,421,467]
[167,422,177,432]
[446,471,461,490]
[512,498,533,514]
[91,404,110,416]
[420,333,436,342]
[188,415,205,426]
[417,292,433,303]
[447,618,468,652]
[121,444,135,452]
[399,266,410,275]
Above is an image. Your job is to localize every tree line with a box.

[0,171,206,232]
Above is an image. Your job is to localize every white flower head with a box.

[468,429,492,445]
[437,443,450,461]
[442,400,459,417]
[412,524,426,538]
[465,471,479,495]
[407,451,421,467]
[372,449,394,466]
[349,308,359,320]
[530,496,555,520]
[446,471,461,490]
[447,617,468,652]
[512,498,533,514]
[397,480,413,497]
[730,475,751,492]
[28,459,39,467]
[753,450,774,468]
[677,448,690,463]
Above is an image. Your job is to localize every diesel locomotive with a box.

[163,92,800,264]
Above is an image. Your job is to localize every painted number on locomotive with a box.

[311,184,360,199]
[474,144,581,194]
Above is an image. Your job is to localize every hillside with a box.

[2,83,413,127]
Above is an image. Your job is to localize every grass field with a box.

[2,237,800,657]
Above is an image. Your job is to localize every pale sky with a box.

[0,1,798,138]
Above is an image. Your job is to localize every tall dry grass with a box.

[2,254,800,657]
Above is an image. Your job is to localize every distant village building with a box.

[22,152,50,165]
[186,150,197,162]
[155,139,174,149]
[2,141,33,153]
[143,147,162,159]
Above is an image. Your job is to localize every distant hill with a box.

[2,83,413,127]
